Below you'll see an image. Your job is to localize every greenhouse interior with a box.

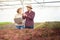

[0,0,60,22]
[0,0,60,40]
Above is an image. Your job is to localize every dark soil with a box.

[0,28,60,40]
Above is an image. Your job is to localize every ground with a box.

[0,28,60,40]
[0,22,60,40]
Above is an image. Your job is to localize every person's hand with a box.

[25,14,27,17]
[22,13,27,17]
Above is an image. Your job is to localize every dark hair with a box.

[17,8,22,13]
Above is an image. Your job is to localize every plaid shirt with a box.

[23,11,35,26]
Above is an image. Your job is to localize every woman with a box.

[14,8,25,29]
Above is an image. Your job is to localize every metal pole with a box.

[20,0,24,12]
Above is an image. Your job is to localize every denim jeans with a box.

[25,26,34,29]
[16,26,24,29]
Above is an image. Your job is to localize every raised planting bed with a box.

[0,27,60,40]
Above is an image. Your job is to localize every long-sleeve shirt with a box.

[14,14,25,26]
[23,11,35,26]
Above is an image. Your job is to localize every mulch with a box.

[0,28,60,40]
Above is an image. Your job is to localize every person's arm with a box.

[26,12,35,20]
[22,13,26,19]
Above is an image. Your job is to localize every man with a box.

[23,5,35,29]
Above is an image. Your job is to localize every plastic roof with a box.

[0,0,60,9]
